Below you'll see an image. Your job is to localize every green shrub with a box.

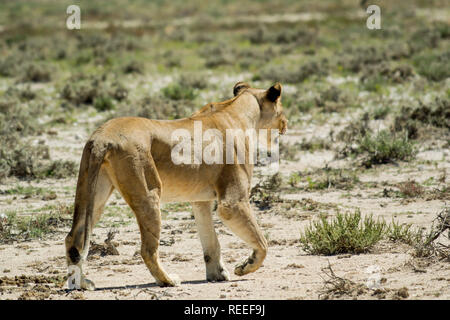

[413,51,450,82]
[255,60,328,84]
[19,63,52,83]
[94,95,115,111]
[339,46,385,73]
[61,82,98,105]
[408,28,441,54]
[38,160,78,179]
[371,105,391,120]
[201,45,235,68]
[303,169,360,191]
[394,98,450,134]
[0,142,50,180]
[300,210,386,255]
[123,60,144,74]
[0,55,22,77]
[387,220,415,245]
[249,26,316,46]
[279,141,299,161]
[357,130,415,167]
[178,73,209,90]
[61,76,126,108]
[162,83,197,101]
[0,210,71,243]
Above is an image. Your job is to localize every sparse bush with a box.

[282,93,315,114]
[397,180,424,198]
[412,207,450,259]
[339,46,385,73]
[0,142,50,180]
[314,86,349,112]
[336,114,369,144]
[111,82,128,102]
[38,160,78,179]
[255,60,328,84]
[0,54,22,77]
[394,98,450,135]
[61,82,98,105]
[360,63,414,92]
[413,51,450,82]
[249,26,316,46]
[357,130,415,167]
[297,138,331,152]
[178,73,209,90]
[387,220,415,245]
[303,168,360,191]
[5,86,37,101]
[19,63,52,83]
[300,210,386,255]
[162,82,197,101]
[201,45,235,68]
[94,95,115,111]
[61,76,125,109]
[371,105,391,120]
[408,28,441,53]
[123,60,144,74]
[0,210,71,243]
[279,141,299,161]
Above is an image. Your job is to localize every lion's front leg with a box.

[192,201,230,282]
[217,200,268,276]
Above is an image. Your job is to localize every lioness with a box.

[65,81,287,289]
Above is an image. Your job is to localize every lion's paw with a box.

[234,259,257,276]
[156,274,180,287]
[207,267,230,282]
[81,278,96,291]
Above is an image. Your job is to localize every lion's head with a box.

[233,81,288,135]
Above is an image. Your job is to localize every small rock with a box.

[396,287,409,299]
[47,130,58,136]
[42,193,57,201]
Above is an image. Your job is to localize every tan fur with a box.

[65,82,287,288]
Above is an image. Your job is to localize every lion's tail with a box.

[67,139,109,264]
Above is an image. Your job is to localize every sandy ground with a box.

[0,125,449,300]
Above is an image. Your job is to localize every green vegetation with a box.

[300,210,386,255]
[300,207,450,259]
[162,83,198,101]
[357,130,415,167]
[288,168,360,191]
[0,206,72,243]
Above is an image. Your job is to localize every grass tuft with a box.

[300,210,386,255]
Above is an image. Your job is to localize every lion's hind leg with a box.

[110,151,179,287]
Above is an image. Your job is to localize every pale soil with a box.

[0,124,449,300]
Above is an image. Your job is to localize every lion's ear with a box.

[233,82,250,96]
[266,82,282,102]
